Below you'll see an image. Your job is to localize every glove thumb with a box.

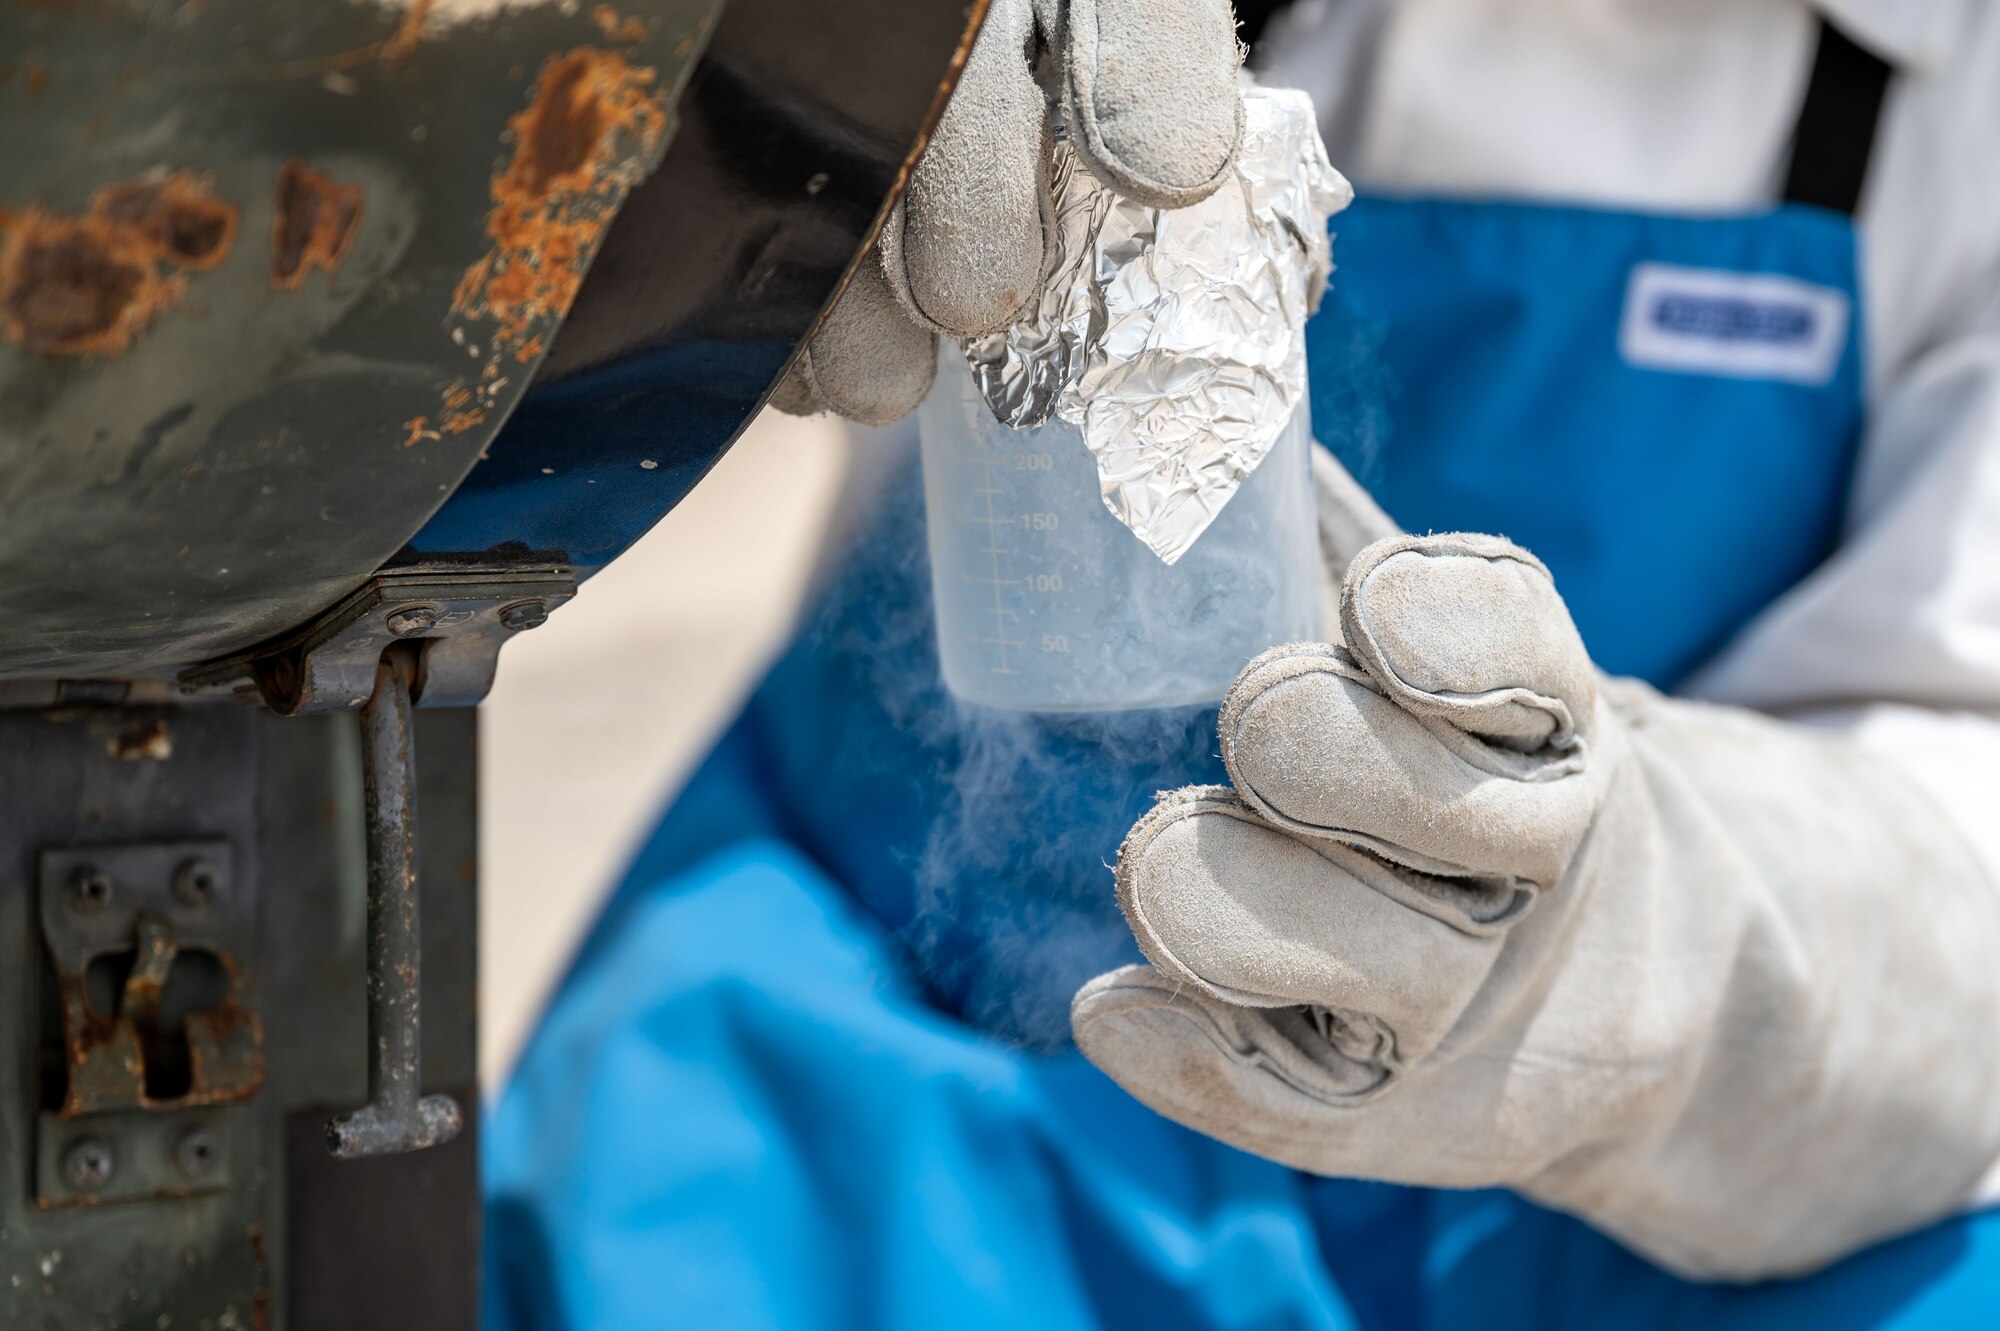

[771,252,937,427]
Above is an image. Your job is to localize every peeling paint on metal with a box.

[450,47,667,369]
[0,165,252,357]
[0,169,242,357]
[380,0,434,62]
[107,719,173,762]
[591,5,649,43]
[0,211,179,356]
[270,161,364,290]
[54,950,264,1116]
[90,172,239,273]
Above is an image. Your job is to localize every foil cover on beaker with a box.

[963,86,1351,566]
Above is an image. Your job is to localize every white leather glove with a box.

[770,0,1245,425]
[1071,514,2000,1280]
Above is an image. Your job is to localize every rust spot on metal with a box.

[591,5,648,43]
[401,416,441,448]
[0,210,184,356]
[441,406,486,434]
[24,61,48,95]
[517,55,618,197]
[197,998,250,1042]
[451,253,491,310]
[52,918,264,1117]
[107,718,174,762]
[183,997,266,1103]
[90,170,239,271]
[271,160,364,290]
[381,0,434,62]
[0,169,238,356]
[452,48,666,363]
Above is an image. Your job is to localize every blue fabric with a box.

[1311,196,1864,686]
[487,825,2000,1330]
[698,467,1210,1049]
[486,194,1996,1327]
[489,835,1358,1331]
[413,335,800,571]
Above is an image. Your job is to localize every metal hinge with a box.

[181,563,575,715]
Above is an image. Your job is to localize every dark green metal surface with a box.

[0,2,989,1326]
[0,0,722,682]
[0,702,479,1329]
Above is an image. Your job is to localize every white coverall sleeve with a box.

[1682,286,2000,1204]
[1683,287,2000,871]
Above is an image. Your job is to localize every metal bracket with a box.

[183,564,505,1158]
[37,1106,248,1209]
[38,840,263,1118]
[181,564,574,715]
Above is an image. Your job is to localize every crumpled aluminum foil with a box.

[963,85,1352,565]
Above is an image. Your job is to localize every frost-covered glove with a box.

[1071,527,2000,1280]
[770,0,1245,425]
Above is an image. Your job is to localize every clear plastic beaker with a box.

[920,349,1322,712]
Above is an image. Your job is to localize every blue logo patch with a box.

[1620,262,1849,386]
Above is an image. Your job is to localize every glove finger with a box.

[1220,641,1594,889]
[766,357,826,418]
[1222,534,1604,888]
[1341,533,1598,751]
[1074,964,1393,1114]
[881,0,1052,337]
[1115,787,1505,1065]
[791,249,938,426]
[1054,0,1244,207]
[1072,965,1525,1189]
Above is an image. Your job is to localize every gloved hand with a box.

[1071,520,2000,1280]
[769,0,1245,425]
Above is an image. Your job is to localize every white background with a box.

[476,408,853,1083]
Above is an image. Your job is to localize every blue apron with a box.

[485,38,2000,1330]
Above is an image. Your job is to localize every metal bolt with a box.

[498,600,549,632]
[66,866,113,914]
[385,605,439,637]
[62,1138,114,1192]
[172,859,220,907]
[173,1127,220,1180]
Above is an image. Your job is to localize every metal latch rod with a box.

[326,644,464,1159]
